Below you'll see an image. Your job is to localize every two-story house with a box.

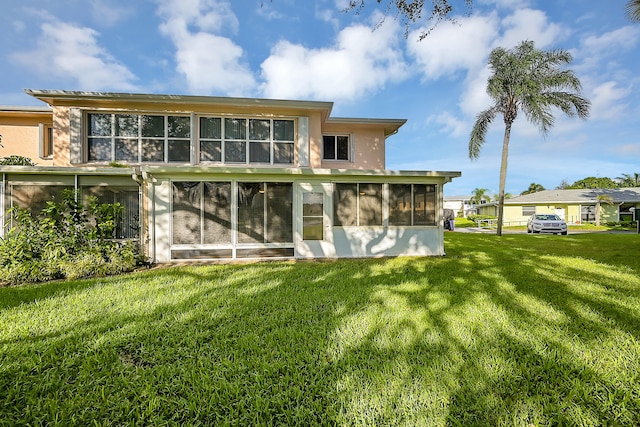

[0,89,460,262]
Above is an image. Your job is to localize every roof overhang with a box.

[325,117,407,137]
[25,89,336,121]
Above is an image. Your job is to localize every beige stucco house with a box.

[0,89,461,262]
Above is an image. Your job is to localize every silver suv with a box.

[527,214,568,235]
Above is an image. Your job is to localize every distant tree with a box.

[556,179,570,190]
[616,172,640,187]
[492,192,512,201]
[469,187,490,205]
[567,177,617,189]
[469,40,590,236]
[627,0,640,21]
[521,182,545,195]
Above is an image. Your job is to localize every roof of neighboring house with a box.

[504,188,640,204]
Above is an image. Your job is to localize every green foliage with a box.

[467,214,496,221]
[567,176,618,189]
[0,189,142,285]
[521,182,545,195]
[0,155,36,166]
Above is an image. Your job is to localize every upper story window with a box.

[39,123,53,159]
[199,117,294,165]
[87,113,191,163]
[323,135,350,161]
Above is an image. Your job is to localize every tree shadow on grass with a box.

[1,233,639,425]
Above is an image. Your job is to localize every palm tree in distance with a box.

[627,0,640,21]
[521,182,546,195]
[469,187,491,205]
[469,40,590,236]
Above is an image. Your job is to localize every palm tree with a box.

[469,40,590,236]
[469,187,490,205]
[595,193,613,226]
[616,172,640,187]
[627,0,640,21]
[521,182,545,195]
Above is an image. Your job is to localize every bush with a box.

[0,189,142,285]
[0,155,36,166]
[467,214,497,222]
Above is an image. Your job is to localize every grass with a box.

[1,233,640,426]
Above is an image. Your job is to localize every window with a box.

[237,182,293,243]
[389,184,437,226]
[334,183,382,226]
[619,203,635,221]
[172,181,232,245]
[323,135,350,161]
[82,186,140,239]
[39,124,53,158]
[199,117,295,165]
[87,113,191,163]
[581,205,595,223]
[522,206,536,216]
[303,192,324,240]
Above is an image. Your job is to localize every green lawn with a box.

[1,233,639,426]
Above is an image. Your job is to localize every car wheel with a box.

[561,231,567,235]
[532,230,539,234]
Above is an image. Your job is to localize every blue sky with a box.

[1,0,639,196]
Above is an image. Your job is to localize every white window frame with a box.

[85,112,192,164]
[197,116,296,166]
[322,134,351,162]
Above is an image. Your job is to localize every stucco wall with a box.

[0,114,53,166]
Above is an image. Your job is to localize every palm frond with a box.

[469,107,498,160]
[627,0,640,21]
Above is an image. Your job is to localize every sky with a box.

[1,0,639,196]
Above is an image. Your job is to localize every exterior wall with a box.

[52,106,72,166]
[0,112,53,166]
[319,122,386,170]
[307,112,324,169]
[600,205,618,223]
[476,204,497,216]
[567,205,581,224]
[502,205,525,224]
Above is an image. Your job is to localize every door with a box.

[296,183,333,258]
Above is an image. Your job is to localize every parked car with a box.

[527,214,568,235]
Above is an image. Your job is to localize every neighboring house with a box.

[0,89,461,262]
[443,195,475,217]
[476,189,640,225]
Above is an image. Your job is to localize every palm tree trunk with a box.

[497,122,512,236]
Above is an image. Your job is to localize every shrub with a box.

[0,155,36,166]
[0,190,142,285]
[467,214,497,222]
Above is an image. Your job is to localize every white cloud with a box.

[156,0,256,95]
[589,81,631,120]
[427,111,469,137]
[10,20,137,91]
[496,8,567,49]
[582,26,640,54]
[407,13,499,80]
[260,15,407,101]
[90,0,133,27]
[612,143,640,156]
